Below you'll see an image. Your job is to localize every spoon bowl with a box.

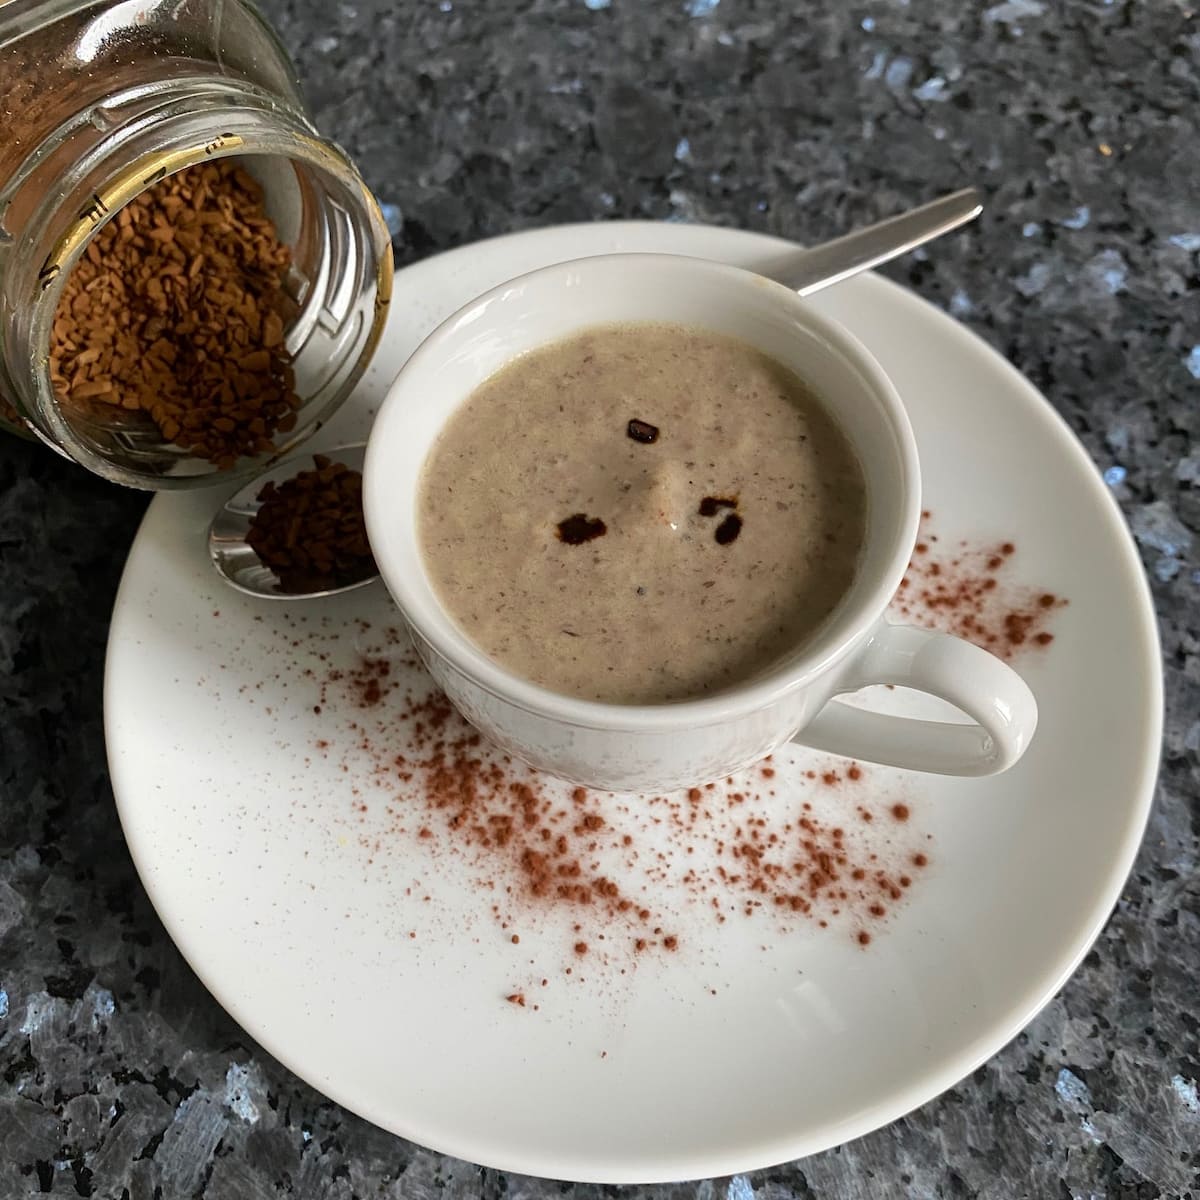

[207,441,377,599]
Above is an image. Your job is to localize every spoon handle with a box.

[768,187,983,298]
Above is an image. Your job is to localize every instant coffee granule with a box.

[246,455,377,594]
[49,160,299,468]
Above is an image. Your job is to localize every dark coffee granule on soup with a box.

[698,496,738,517]
[714,512,743,545]
[556,513,607,544]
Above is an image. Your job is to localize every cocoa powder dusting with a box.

[318,654,668,954]
[305,644,932,963]
[890,513,1066,657]
[218,516,1064,991]
[292,633,936,960]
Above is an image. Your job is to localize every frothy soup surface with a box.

[417,321,867,704]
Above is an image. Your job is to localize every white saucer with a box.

[105,222,1162,1184]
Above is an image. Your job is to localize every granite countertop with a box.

[2,1,1198,1196]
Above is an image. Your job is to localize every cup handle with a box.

[792,623,1038,776]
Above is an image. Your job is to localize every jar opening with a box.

[19,128,391,488]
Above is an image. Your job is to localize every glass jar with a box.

[0,0,393,488]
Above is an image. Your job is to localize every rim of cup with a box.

[363,252,921,731]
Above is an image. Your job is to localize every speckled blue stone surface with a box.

[1,1,1197,1196]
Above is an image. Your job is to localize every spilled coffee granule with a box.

[246,455,376,594]
[49,160,299,468]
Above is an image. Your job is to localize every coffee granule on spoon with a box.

[246,455,376,594]
[49,160,299,468]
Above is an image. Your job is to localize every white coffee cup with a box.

[363,253,1037,792]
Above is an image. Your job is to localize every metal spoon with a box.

[208,441,375,599]
[208,188,982,599]
[766,186,983,295]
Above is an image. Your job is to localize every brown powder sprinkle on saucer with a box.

[889,512,1067,658]
[199,513,1069,990]
[303,647,928,961]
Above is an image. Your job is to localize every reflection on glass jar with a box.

[0,0,393,488]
